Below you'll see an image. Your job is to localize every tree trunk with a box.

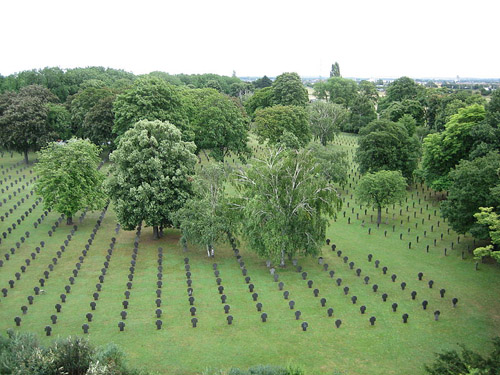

[24,149,29,164]
[280,249,285,267]
[159,226,164,238]
[321,136,327,146]
[66,216,73,225]
[153,225,160,239]
[206,244,211,257]
[202,150,210,162]
[197,154,202,163]
[377,206,382,225]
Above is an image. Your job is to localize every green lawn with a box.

[0,138,499,375]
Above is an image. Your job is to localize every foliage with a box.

[356,119,421,180]
[314,77,357,108]
[381,99,425,126]
[0,85,59,163]
[378,76,423,112]
[272,73,308,107]
[347,93,377,133]
[421,104,486,190]
[0,330,144,375]
[358,80,378,103]
[244,87,274,119]
[183,89,250,161]
[35,138,107,224]
[173,163,234,256]
[69,87,114,137]
[308,101,348,145]
[253,75,273,89]
[233,147,341,266]
[440,152,500,238]
[473,208,500,263]
[425,337,500,375]
[306,142,349,187]
[355,170,407,225]
[254,105,311,147]
[113,77,187,138]
[330,62,341,78]
[485,89,500,127]
[46,103,72,140]
[106,120,197,238]
[81,95,116,148]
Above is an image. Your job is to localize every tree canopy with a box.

[355,170,407,225]
[233,147,341,266]
[440,152,500,238]
[183,89,250,161]
[271,72,308,107]
[356,119,421,180]
[106,119,197,238]
[34,138,107,225]
[421,104,486,190]
[254,105,311,147]
[112,77,187,138]
[308,101,348,146]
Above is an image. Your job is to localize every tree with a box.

[358,80,378,103]
[272,72,308,107]
[254,105,311,147]
[0,85,58,163]
[233,147,341,266]
[330,62,341,77]
[112,77,187,138]
[244,86,274,119]
[425,337,500,375]
[306,142,349,187]
[183,88,250,162]
[381,99,425,126]
[253,75,273,89]
[46,103,72,140]
[173,163,234,257]
[378,76,424,113]
[106,120,197,239]
[356,119,421,180]
[422,104,486,190]
[440,152,500,238]
[69,87,114,136]
[34,138,106,225]
[347,94,377,133]
[356,170,407,225]
[308,101,348,145]
[314,77,358,108]
[81,95,116,148]
[485,89,500,127]
[473,208,500,264]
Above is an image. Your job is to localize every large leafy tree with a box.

[314,77,358,108]
[306,142,349,187]
[68,87,114,137]
[421,104,486,190]
[0,85,58,163]
[34,138,107,225]
[184,89,250,161]
[112,77,187,138]
[254,105,311,147]
[233,147,341,266]
[381,99,425,126]
[106,120,197,239]
[173,163,234,257]
[347,93,377,133]
[440,152,500,238]
[473,208,500,264]
[253,75,273,89]
[378,76,422,112]
[244,86,274,119]
[356,170,407,225]
[81,95,116,148]
[308,101,348,145]
[272,72,308,107]
[356,119,421,180]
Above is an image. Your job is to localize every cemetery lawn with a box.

[0,136,499,375]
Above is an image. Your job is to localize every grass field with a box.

[0,135,499,375]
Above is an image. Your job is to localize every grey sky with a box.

[1,0,498,78]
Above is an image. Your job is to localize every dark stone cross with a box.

[295,310,301,320]
[369,316,376,326]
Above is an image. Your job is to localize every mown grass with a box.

[0,137,499,375]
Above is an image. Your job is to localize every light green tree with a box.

[233,147,341,266]
[254,105,311,147]
[308,101,348,145]
[356,170,407,225]
[173,163,234,257]
[473,207,500,264]
[34,138,107,225]
[106,120,197,239]
[272,72,309,107]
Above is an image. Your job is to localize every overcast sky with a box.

[1,0,498,79]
